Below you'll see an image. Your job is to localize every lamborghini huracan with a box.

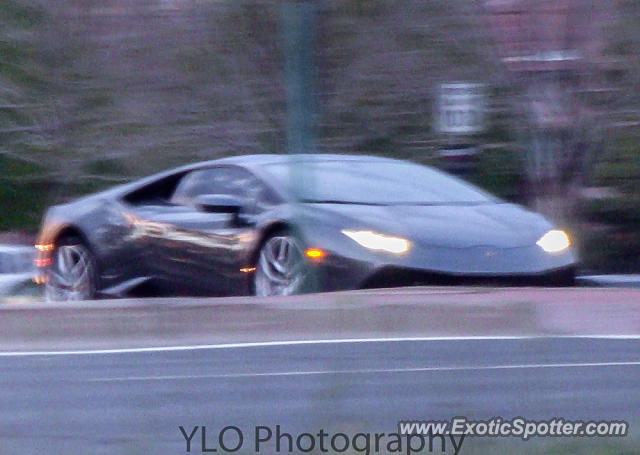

[34,154,577,301]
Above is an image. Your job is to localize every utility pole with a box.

[281,1,318,200]
[281,1,321,291]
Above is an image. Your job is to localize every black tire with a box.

[253,230,319,296]
[44,236,98,302]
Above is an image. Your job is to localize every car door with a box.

[150,165,277,295]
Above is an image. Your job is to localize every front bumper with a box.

[314,243,577,292]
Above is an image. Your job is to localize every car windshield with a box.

[263,159,495,204]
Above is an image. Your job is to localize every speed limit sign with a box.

[437,83,486,135]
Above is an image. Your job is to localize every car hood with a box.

[303,202,554,249]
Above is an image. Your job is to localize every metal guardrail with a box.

[0,246,35,299]
[0,245,34,274]
[576,274,640,288]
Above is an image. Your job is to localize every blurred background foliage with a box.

[1,0,640,272]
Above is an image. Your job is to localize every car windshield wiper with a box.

[301,199,498,206]
[300,199,385,206]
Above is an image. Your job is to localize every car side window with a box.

[171,167,279,212]
[170,170,209,206]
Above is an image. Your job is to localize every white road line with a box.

[1,334,639,357]
[88,360,640,382]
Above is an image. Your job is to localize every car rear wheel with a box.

[254,234,309,296]
[45,238,97,302]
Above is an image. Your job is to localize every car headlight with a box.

[536,229,570,253]
[341,229,410,254]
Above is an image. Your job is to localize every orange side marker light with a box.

[305,248,326,260]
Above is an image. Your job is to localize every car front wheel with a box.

[254,234,310,296]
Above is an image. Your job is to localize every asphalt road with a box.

[1,336,639,454]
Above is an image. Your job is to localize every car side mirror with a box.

[195,194,244,214]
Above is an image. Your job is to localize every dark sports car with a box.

[34,154,577,301]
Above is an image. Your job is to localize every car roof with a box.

[196,153,403,168]
[85,154,409,203]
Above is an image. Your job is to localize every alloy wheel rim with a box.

[255,236,306,296]
[45,244,94,301]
